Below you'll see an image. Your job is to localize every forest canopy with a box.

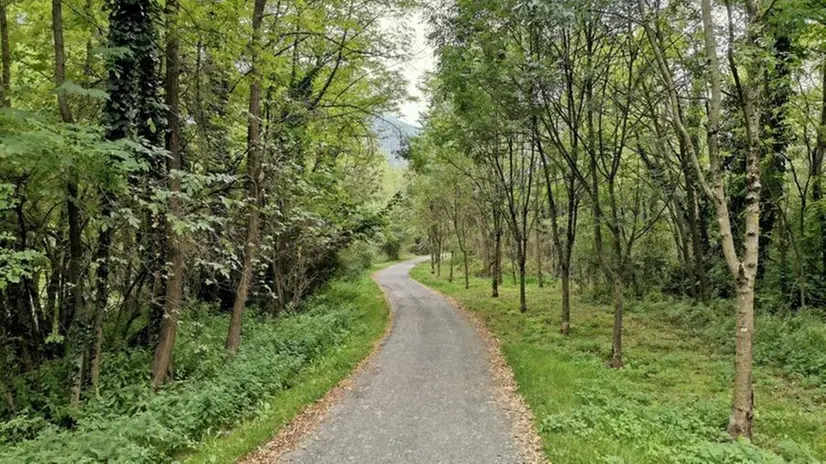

[406,0,826,446]
[0,0,414,458]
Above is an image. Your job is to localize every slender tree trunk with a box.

[430,237,436,274]
[492,206,502,297]
[813,59,826,282]
[535,223,543,288]
[518,237,527,313]
[226,0,267,353]
[449,249,454,283]
[463,249,469,289]
[54,0,90,405]
[724,0,762,438]
[510,240,517,285]
[52,0,81,330]
[0,0,10,106]
[537,132,576,334]
[53,0,72,124]
[561,266,570,334]
[151,0,183,389]
[609,275,624,368]
[436,235,442,277]
[607,179,625,368]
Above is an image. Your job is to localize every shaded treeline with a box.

[0,0,410,418]
[409,0,826,440]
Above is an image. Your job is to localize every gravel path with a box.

[277,257,527,463]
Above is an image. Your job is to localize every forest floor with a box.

[411,264,826,464]
[0,264,392,464]
[257,257,539,463]
[183,264,394,464]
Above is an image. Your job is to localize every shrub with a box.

[335,241,376,279]
[0,278,378,463]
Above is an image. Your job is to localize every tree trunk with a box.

[54,0,90,405]
[53,0,83,340]
[53,0,72,124]
[813,59,826,283]
[436,235,442,277]
[0,0,10,106]
[561,267,570,334]
[463,250,469,289]
[518,238,527,313]
[535,224,543,288]
[151,0,183,389]
[728,280,755,438]
[449,249,454,283]
[430,241,436,274]
[492,206,502,297]
[226,0,267,353]
[609,275,624,368]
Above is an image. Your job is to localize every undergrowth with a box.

[412,263,826,464]
[0,270,389,463]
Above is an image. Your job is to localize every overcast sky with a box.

[389,10,435,127]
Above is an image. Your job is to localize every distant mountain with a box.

[373,115,420,167]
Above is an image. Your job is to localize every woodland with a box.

[405,0,826,460]
[1,0,826,461]
[0,0,409,460]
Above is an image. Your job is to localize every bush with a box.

[334,241,376,279]
[379,233,402,261]
[0,278,380,463]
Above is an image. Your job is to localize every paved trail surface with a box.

[279,257,525,463]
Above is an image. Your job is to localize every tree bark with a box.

[151,0,183,389]
[813,59,826,283]
[0,0,10,106]
[448,250,454,283]
[53,0,90,405]
[492,205,502,297]
[226,0,267,352]
[536,130,576,334]
[723,0,762,439]
[518,238,527,313]
[535,217,543,288]
[610,276,624,368]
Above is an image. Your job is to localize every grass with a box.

[411,263,826,464]
[183,267,390,463]
[0,266,390,464]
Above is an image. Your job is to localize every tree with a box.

[151,0,183,390]
[225,0,267,353]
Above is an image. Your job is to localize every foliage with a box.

[0,272,389,463]
[0,0,410,451]
[412,264,826,463]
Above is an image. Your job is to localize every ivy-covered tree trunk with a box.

[226,0,267,353]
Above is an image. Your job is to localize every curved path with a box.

[279,257,525,463]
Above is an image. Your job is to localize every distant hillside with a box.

[373,115,420,167]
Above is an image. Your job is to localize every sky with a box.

[390,10,435,127]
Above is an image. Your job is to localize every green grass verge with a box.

[0,267,390,464]
[411,264,826,464]
[183,270,390,463]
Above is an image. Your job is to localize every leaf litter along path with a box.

[243,257,543,464]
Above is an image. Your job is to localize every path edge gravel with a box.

[239,268,396,463]
[411,279,548,464]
